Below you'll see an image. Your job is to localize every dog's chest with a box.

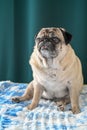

[36,62,65,85]
[37,67,69,98]
[44,68,65,87]
[45,60,62,80]
[34,61,69,98]
[47,68,57,79]
[47,70,64,86]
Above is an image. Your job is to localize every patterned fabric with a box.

[0,81,87,130]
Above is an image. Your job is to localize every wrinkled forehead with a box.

[37,27,64,41]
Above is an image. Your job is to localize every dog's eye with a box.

[52,37,60,43]
[35,38,42,43]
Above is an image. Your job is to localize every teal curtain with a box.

[0,0,87,83]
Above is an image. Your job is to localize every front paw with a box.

[27,103,37,110]
[12,97,21,103]
[72,106,80,114]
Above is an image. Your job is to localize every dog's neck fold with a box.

[31,44,73,70]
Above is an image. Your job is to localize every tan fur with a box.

[12,28,83,114]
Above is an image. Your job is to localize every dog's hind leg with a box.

[56,97,70,111]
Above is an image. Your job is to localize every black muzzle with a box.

[38,37,55,52]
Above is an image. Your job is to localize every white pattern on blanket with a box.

[0,81,87,130]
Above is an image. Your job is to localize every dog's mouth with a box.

[36,37,60,58]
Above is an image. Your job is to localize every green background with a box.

[0,0,87,83]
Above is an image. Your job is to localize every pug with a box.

[12,27,83,114]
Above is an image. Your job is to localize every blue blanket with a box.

[0,81,87,130]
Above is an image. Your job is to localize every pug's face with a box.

[35,27,72,59]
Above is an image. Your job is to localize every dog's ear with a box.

[59,28,72,44]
